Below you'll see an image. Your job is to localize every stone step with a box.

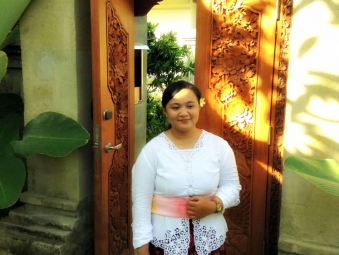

[7,205,78,231]
[0,217,71,243]
[0,227,65,255]
[0,201,93,254]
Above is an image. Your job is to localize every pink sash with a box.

[151,194,215,218]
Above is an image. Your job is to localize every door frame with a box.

[89,0,293,253]
[265,0,292,253]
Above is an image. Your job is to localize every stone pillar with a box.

[0,0,94,254]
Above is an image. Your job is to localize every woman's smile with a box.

[179,118,190,123]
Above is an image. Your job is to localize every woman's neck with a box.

[165,128,202,149]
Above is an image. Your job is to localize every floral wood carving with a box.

[106,2,130,254]
[268,0,293,253]
[211,0,259,254]
[211,0,292,254]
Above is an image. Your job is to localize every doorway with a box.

[90,0,292,254]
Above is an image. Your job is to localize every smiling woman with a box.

[132,80,242,255]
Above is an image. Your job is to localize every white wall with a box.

[147,0,197,53]
[279,1,339,254]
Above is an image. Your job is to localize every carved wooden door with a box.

[90,0,134,254]
[195,0,278,254]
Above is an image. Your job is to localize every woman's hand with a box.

[187,196,216,219]
[136,244,150,255]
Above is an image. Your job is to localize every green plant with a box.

[146,22,195,141]
[146,86,169,141]
[284,156,339,196]
[0,0,30,82]
[147,22,194,89]
[0,0,90,209]
[0,93,90,209]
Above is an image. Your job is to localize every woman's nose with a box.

[179,110,188,116]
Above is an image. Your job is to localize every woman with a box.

[132,80,241,255]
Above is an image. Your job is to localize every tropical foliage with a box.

[0,0,90,209]
[284,156,339,196]
[0,107,90,209]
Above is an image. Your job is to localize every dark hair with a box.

[162,80,202,108]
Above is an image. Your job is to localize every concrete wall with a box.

[279,1,339,254]
[20,0,93,206]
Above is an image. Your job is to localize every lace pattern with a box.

[159,131,206,197]
[152,218,190,254]
[193,219,226,255]
[151,218,226,255]
[159,130,206,151]
[223,183,241,208]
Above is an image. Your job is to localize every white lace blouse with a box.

[132,130,241,255]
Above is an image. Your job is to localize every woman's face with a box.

[163,88,200,133]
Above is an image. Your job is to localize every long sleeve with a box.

[214,138,241,211]
[132,144,156,248]
[131,131,241,254]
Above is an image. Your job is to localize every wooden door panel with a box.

[195,0,277,254]
[91,0,134,254]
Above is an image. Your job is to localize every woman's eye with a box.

[172,107,179,110]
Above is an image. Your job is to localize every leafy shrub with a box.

[146,86,168,141]
[146,22,195,141]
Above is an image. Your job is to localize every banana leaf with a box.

[0,25,19,83]
[0,155,26,209]
[0,51,7,83]
[0,0,31,84]
[0,24,20,50]
[0,0,31,46]
[0,113,20,156]
[11,112,90,157]
[284,156,339,196]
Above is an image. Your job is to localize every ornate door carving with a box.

[195,0,283,254]
[90,0,134,254]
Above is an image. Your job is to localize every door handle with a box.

[104,142,122,153]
